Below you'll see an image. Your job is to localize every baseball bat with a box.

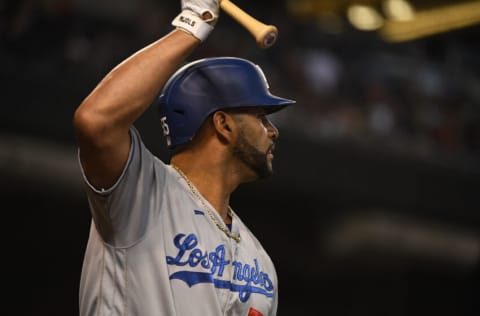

[220,0,278,49]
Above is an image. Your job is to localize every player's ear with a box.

[212,111,235,143]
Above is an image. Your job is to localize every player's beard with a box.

[233,129,272,179]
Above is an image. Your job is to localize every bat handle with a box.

[220,0,279,49]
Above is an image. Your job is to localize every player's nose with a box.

[266,118,279,140]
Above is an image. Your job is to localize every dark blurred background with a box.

[2,0,479,315]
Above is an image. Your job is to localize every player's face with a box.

[231,108,279,179]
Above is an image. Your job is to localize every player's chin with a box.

[245,151,274,180]
[259,159,274,179]
[267,152,274,161]
[266,155,274,169]
[267,151,275,170]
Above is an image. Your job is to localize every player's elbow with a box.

[73,101,109,147]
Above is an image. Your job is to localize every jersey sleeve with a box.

[79,127,167,247]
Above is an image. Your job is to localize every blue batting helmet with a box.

[157,57,295,148]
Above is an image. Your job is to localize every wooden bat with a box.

[220,0,278,49]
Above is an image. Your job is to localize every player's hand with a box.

[181,0,221,23]
[172,0,221,42]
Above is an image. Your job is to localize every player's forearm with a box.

[74,30,199,142]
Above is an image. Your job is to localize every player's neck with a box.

[171,153,241,223]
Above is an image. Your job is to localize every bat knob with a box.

[263,31,278,48]
[257,25,278,49]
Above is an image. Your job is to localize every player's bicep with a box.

[77,129,131,191]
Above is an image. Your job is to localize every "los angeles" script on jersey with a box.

[166,233,274,302]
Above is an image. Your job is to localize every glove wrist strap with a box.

[172,11,214,42]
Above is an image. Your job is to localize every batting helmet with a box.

[157,57,295,148]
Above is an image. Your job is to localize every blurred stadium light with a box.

[287,0,480,41]
[380,0,480,42]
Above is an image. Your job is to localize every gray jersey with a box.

[79,127,278,316]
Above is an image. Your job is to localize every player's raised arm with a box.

[73,0,220,190]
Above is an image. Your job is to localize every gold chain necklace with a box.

[171,164,241,243]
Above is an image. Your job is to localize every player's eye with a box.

[256,109,267,119]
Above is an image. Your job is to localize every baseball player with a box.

[74,0,295,315]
